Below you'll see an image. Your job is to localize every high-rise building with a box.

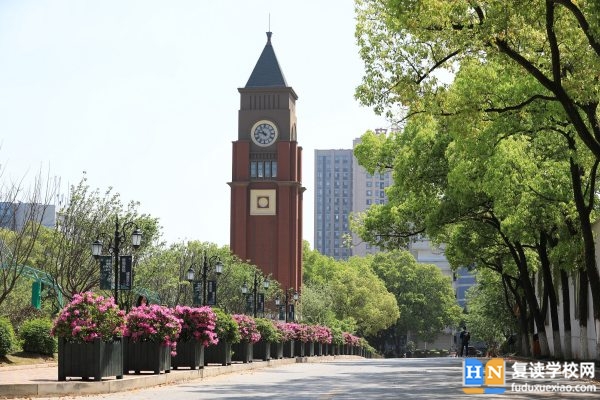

[314,149,353,260]
[0,202,55,231]
[313,131,392,260]
[351,136,393,258]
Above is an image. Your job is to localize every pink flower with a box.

[52,291,125,343]
[124,304,182,354]
[173,306,218,347]
[232,314,261,344]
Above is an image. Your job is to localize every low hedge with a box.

[19,318,56,355]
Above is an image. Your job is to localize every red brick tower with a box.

[229,32,303,293]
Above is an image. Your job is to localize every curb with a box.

[0,355,361,398]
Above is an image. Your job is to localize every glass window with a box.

[258,163,264,178]
[367,181,372,187]
[265,161,271,177]
[250,162,257,178]
[272,162,277,177]
[366,190,372,196]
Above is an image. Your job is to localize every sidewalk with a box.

[0,355,359,399]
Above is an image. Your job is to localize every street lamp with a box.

[186,251,223,306]
[91,216,142,307]
[275,288,298,322]
[241,272,269,317]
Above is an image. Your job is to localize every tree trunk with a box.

[579,271,589,359]
[560,270,572,359]
[539,232,562,358]
[505,273,530,356]
[569,158,600,360]
[514,243,550,356]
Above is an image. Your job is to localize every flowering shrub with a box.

[174,305,218,347]
[51,292,125,343]
[274,322,296,342]
[287,323,311,342]
[314,325,332,344]
[232,314,261,343]
[124,304,182,354]
[343,332,360,346]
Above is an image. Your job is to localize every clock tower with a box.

[229,32,304,294]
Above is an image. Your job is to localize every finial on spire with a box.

[266,31,272,43]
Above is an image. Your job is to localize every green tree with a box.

[370,250,461,351]
[302,246,399,337]
[36,176,161,307]
[465,269,518,356]
[354,0,600,357]
[135,241,275,314]
[0,169,57,307]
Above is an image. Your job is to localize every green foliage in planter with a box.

[330,326,344,345]
[255,318,281,343]
[20,318,57,355]
[213,308,241,344]
[0,317,16,356]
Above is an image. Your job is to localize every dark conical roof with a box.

[245,32,288,88]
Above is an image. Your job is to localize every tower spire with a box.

[245,31,287,87]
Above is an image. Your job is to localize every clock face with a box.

[251,120,278,146]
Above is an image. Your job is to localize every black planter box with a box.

[204,341,232,365]
[172,340,205,370]
[253,341,271,361]
[294,340,306,357]
[124,338,171,374]
[304,341,315,357]
[283,341,294,358]
[270,342,284,359]
[231,341,253,363]
[58,338,123,381]
[315,342,323,356]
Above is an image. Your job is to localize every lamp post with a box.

[186,251,223,306]
[241,272,269,317]
[91,216,142,307]
[275,288,298,322]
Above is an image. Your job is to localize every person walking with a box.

[459,327,470,357]
[460,328,471,357]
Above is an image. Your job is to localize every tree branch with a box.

[546,0,563,84]
[555,0,600,58]
[484,94,558,113]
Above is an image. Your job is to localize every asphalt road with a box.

[31,357,599,400]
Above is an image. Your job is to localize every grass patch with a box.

[0,352,56,367]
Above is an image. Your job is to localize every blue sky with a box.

[0,0,385,248]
